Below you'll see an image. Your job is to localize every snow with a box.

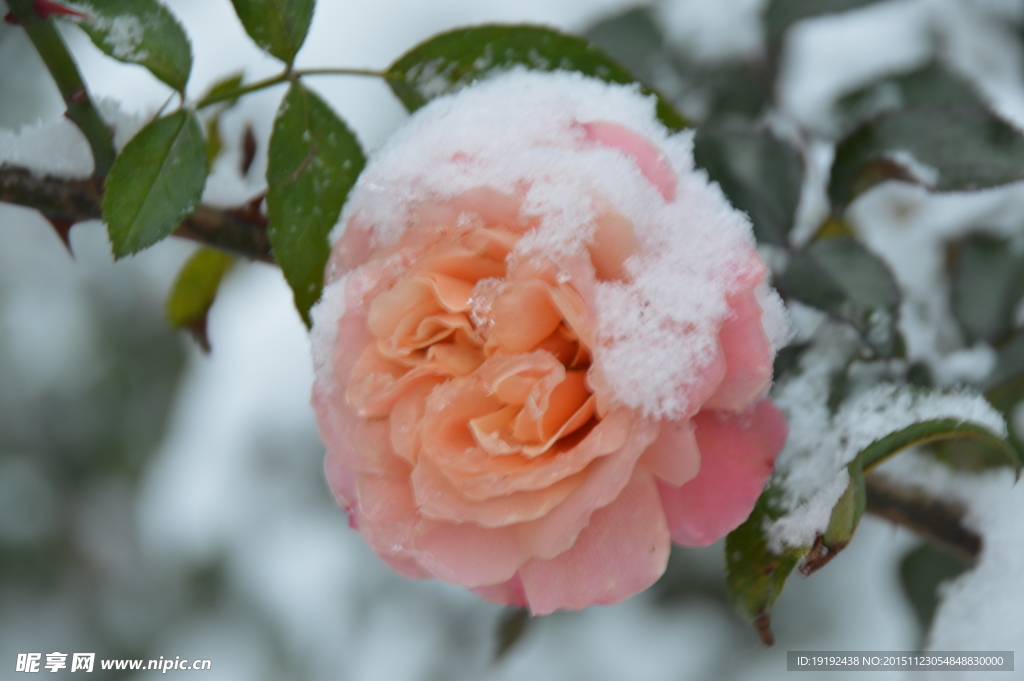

[325,69,780,419]
[0,98,144,177]
[0,118,93,178]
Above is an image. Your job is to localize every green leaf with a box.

[386,24,688,132]
[267,82,365,326]
[166,247,234,350]
[829,104,1024,211]
[493,608,531,661]
[70,0,192,92]
[229,0,314,65]
[950,234,1024,344]
[196,71,245,109]
[900,543,971,642]
[763,0,887,44]
[693,123,803,245]
[103,110,208,258]
[855,417,1018,472]
[835,62,982,136]
[725,486,805,645]
[776,229,902,356]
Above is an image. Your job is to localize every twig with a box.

[864,472,981,563]
[1,164,273,262]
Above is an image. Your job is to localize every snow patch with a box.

[320,69,782,419]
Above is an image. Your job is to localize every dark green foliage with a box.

[266,82,365,326]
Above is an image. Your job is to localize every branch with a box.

[864,472,981,563]
[1,164,273,262]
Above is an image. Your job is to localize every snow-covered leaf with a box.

[763,0,889,44]
[103,110,207,258]
[386,24,688,131]
[229,0,314,65]
[584,8,769,123]
[266,82,365,327]
[165,247,234,351]
[776,229,902,356]
[728,386,1014,641]
[693,123,803,245]
[834,61,982,137]
[70,0,192,92]
[829,105,1024,211]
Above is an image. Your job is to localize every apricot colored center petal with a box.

[702,287,774,413]
[638,418,701,487]
[518,468,670,615]
[452,404,628,501]
[411,454,585,527]
[657,400,787,547]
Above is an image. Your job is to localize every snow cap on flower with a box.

[321,69,788,419]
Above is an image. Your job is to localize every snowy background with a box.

[2,0,1023,679]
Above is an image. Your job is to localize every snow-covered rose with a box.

[310,71,789,614]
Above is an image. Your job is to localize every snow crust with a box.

[325,69,778,419]
[0,99,145,178]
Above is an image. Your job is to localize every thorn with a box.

[68,87,87,105]
[240,124,257,178]
[4,12,19,24]
[754,609,775,646]
[183,317,212,353]
[799,534,846,576]
[33,0,89,20]
[45,216,76,257]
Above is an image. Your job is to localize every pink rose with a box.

[310,71,788,614]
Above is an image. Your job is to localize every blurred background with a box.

[3,0,1024,678]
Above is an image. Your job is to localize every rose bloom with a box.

[311,71,788,614]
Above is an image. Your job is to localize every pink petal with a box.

[414,520,529,587]
[323,452,357,509]
[518,468,670,615]
[581,121,677,202]
[473,574,528,608]
[638,418,701,487]
[702,288,774,412]
[657,400,787,547]
[514,412,659,559]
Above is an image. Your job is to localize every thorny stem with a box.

[197,67,393,108]
[7,0,117,177]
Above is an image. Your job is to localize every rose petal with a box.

[638,418,701,487]
[412,454,585,527]
[518,467,670,615]
[657,400,787,547]
[514,412,659,559]
[473,573,528,608]
[702,288,774,412]
[582,121,677,202]
[414,520,529,587]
